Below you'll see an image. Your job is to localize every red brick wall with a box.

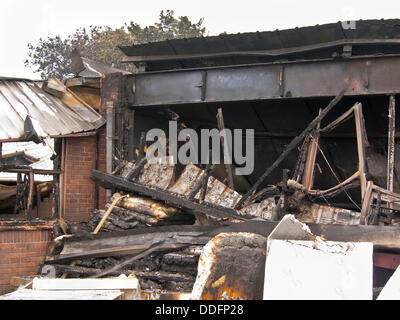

[0,229,52,295]
[63,135,98,223]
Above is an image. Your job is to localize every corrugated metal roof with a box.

[0,140,54,182]
[119,19,400,71]
[0,78,104,141]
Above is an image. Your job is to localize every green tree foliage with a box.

[25,10,207,79]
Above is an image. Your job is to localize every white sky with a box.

[1,0,399,79]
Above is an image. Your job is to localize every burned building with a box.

[0,77,105,294]
[2,19,400,299]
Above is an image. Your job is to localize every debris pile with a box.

[39,92,400,299]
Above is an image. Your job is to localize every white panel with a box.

[263,240,373,300]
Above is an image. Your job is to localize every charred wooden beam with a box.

[108,204,159,225]
[90,169,250,221]
[26,171,34,221]
[354,103,369,200]
[90,241,166,278]
[216,108,235,190]
[211,220,400,251]
[162,252,199,265]
[360,181,374,225]
[115,195,182,219]
[108,204,195,226]
[199,162,215,203]
[235,88,347,209]
[46,225,217,263]
[387,95,396,192]
[188,164,215,201]
[43,264,128,277]
[127,157,147,181]
[134,271,195,283]
[303,129,320,190]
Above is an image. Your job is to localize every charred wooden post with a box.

[25,171,34,221]
[235,88,347,209]
[138,131,146,161]
[127,109,135,162]
[387,95,396,193]
[199,163,215,203]
[216,108,235,190]
[303,126,320,190]
[127,157,147,181]
[14,173,24,214]
[188,163,215,201]
[360,181,374,225]
[354,103,369,200]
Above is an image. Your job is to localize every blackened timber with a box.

[90,241,166,278]
[187,164,215,200]
[45,264,128,277]
[109,205,159,225]
[200,163,215,202]
[163,252,199,265]
[134,271,195,283]
[387,95,396,192]
[127,157,147,181]
[235,88,347,209]
[91,169,250,221]
[216,108,235,190]
[109,205,195,226]
[46,225,217,263]
[209,220,400,251]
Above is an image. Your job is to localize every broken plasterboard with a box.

[263,239,373,300]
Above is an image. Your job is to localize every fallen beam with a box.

[46,225,218,263]
[91,169,250,221]
[209,220,400,251]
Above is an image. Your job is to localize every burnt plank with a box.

[90,169,250,221]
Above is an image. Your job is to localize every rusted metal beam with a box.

[131,55,400,107]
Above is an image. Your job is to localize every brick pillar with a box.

[63,135,97,223]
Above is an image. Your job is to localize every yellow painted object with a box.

[93,194,128,234]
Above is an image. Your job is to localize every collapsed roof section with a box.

[0,78,105,142]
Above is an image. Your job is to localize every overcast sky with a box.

[1,0,399,79]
